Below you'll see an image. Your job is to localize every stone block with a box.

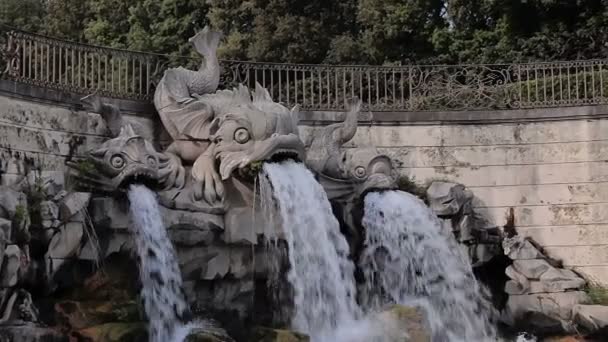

[573,304,608,331]
[506,265,530,288]
[505,280,527,295]
[527,280,585,294]
[513,259,553,279]
[40,201,59,221]
[503,236,543,260]
[161,207,223,232]
[0,245,22,287]
[0,218,11,243]
[426,182,471,217]
[89,197,130,229]
[506,291,589,323]
[223,207,257,245]
[59,192,91,221]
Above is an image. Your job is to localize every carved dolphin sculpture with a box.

[306,99,397,201]
[152,27,305,204]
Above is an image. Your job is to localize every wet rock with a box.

[55,299,140,330]
[0,323,68,342]
[426,182,472,217]
[168,226,216,246]
[573,304,608,331]
[505,265,530,294]
[503,236,543,260]
[186,326,234,342]
[45,222,84,281]
[376,305,431,342]
[161,207,224,232]
[512,259,553,279]
[251,326,310,342]
[71,322,147,342]
[58,192,91,221]
[0,245,22,287]
[89,197,130,229]
[505,291,590,332]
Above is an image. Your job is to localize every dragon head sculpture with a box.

[307,100,397,202]
[206,84,305,182]
[68,125,185,193]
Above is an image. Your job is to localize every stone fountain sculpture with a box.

[73,26,398,246]
[63,26,402,338]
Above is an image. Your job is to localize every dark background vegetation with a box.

[1,0,607,64]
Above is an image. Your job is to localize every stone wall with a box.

[2,88,607,286]
[301,118,608,285]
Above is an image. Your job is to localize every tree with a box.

[45,0,91,41]
[0,0,47,33]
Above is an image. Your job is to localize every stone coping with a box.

[3,79,608,125]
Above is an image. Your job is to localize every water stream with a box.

[359,190,498,342]
[127,184,196,342]
[260,161,362,341]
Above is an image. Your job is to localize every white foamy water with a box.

[260,161,362,340]
[360,190,498,342]
[127,185,195,342]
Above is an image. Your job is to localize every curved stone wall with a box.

[2,81,607,285]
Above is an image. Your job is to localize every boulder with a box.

[55,299,140,330]
[512,259,553,279]
[168,225,216,247]
[505,291,590,332]
[250,327,310,342]
[0,186,28,220]
[376,305,431,342]
[573,304,608,331]
[89,197,130,229]
[0,323,68,342]
[505,265,530,293]
[0,245,22,287]
[58,192,91,221]
[503,236,543,260]
[45,222,84,281]
[72,322,147,342]
[426,182,472,217]
[0,218,10,242]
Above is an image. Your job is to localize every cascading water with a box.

[359,190,498,342]
[259,161,362,341]
[127,184,219,342]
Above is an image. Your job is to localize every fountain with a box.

[360,190,497,341]
[1,24,604,342]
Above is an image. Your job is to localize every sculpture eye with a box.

[234,128,250,144]
[147,156,157,167]
[110,155,125,169]
[354,166,366,178]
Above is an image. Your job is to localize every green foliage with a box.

[74,159,97,175]
[0,0,46,32]
[13,204,26,225]
[585,282,608,305]
[4,0,608,65]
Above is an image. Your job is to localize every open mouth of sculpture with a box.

[115,165,160,190]
[219,134,306,181]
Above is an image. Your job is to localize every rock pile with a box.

[503,235,608,335]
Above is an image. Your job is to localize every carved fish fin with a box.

[290,104,300,133]
[189,26,222,60]
[338,97,361,144]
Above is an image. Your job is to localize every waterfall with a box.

[359,190,498,342]
[126,184,192,342]
[260,161,361,340]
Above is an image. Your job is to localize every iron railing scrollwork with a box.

[2,29,608,111]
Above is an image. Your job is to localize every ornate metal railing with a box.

[2,28,608,111]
